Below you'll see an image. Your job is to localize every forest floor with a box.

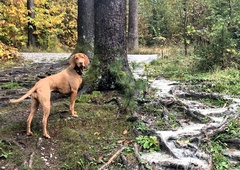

[0,53,239,169]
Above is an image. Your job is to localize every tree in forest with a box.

[94,0,131,91]
[75,0,94,59]
[128,0,139,51]
[27,0,37,47]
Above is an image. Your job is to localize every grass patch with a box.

[0,82,21,90]
[204,68,240,95]
[55,101,135,169]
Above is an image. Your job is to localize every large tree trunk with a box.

[76,0,94,60]
[95,0,131,90]
[27,0,37,47]
[128,0,139,51]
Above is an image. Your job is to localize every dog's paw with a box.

[72,114,79,118]
[71,111,78,117]
[27,131,33,136]
[43,133,51,139]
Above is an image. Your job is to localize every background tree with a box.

[128,0,139,51]
[94,0,131,90]
[27,0,37,47]
[75,0,94,59]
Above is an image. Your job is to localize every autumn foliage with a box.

[0,0,77,52]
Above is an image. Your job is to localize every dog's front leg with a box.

[70,89,78,117]
[42,102,51,138]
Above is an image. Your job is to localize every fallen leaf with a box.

[94,132,100,136]
[98,155,104,162]
[117,140,125,144]
[122,129,128,135]
[117,139,133,144]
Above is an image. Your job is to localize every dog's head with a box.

[69,53,90,74]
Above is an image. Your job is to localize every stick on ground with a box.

[100,145,126,170]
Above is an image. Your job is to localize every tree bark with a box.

[128,0,139,51]
[27,0,37,47]
[95,0,131,90]
[76,0,94,60]
[183,0,188,57]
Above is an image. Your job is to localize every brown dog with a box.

[9,53,90,138]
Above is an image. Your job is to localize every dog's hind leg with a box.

[27,94,39,136]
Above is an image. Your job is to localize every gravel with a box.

[20,52,72,63]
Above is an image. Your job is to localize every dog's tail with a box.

[9,86,37,104]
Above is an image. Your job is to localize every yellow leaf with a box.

[94,132,100,136]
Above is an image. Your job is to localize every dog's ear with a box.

[83,54,90,67]
[69,54,76,68]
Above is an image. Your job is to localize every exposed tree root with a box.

[161,107,173,129]
[175,90,225,101]
[189,116,231,144]
[176,100,211,123]
[157,96,212,123]
[223,138,240,149]
[105,97,123,118]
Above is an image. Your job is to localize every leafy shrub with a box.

[136,135,160,152]
[194,20,239,71]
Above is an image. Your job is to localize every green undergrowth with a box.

[201,118,240,170]
[148,49,240,96]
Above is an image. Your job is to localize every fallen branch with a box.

[133,143,142,163]
[100,145,126,170]
[29,152,35,170]
[133,143,152,169]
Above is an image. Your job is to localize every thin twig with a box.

[29,152,35,170]
[100,145,126,169]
